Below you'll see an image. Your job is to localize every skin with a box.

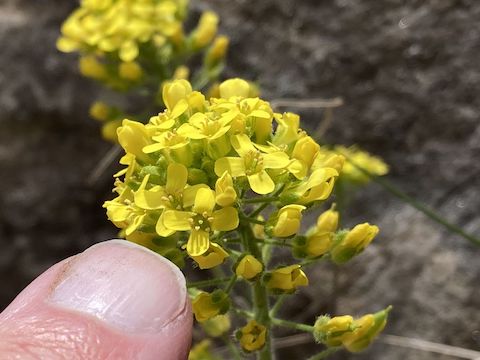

[0,240,193,359]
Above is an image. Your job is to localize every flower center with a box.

[244,150,264,175]
[189,212,213,232]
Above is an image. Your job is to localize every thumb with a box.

[0,240,192,360]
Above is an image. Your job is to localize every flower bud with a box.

[118,61,143,81]
[173,65,190,80]
[201,314,231,337]
[292,136,320,170]
[235,255,263,280]
[316,206,339,232]
[265,264,308,293]
[162,79,193,112]
[192,290,230,323]
[188,168,209,185]
[268,205,306,238]
[215,171,237,207]
[117,119,151,161]
[313,315,354,347]
[205,35,229,67]
[101,119,122,142]
[219,78,250,99]
[191,11,218,48]
[237,320,267,352]
[191,243,229,269]
[89,101,111,122]
[79,55,107,80]
[342,307,392,352]
[330,223,379,264]
[188,340,216,360]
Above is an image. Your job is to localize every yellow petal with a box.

[263,152,291,169]
[247,171,275,195]
[163,210,192,230]
[155,212,176,237]
[125,214,145,236]
[183,184,209,208]
[214,157,246,177]
[187,230,210,256]
[219,78,250,98]
[231,134,256,157]
[212,207,239,231]
[166,163,188,194]
[193,188,216,214]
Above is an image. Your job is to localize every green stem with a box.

[232,308,254,319]
[224,275,238,294]
[187,277,230,288]
[263,239,293,247]
[243,196,279,204]
[307,347,342,360]
[250,202,270,218]
[271,318,314,333]
[241,223,273,360]
[269,294,287,318]
[342,152,480,246]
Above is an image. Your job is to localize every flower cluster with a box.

[58,0,228,142]
[104,78,389,357]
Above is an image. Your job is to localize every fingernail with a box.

[49,240,187,334]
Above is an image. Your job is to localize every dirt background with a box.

[0,0,479,359]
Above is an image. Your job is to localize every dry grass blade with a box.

[270,97,344,109]
[87,144,122,187]
[379,334,480,360]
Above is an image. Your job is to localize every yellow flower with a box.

[335,146,388,184]
[303,207,339,257]
[134,164,207,236]
[89,101,111,121]
[103,186,147,236]
[177,112,232,159]
[331,223,379,264]
[191,11,219,48]
[273,112,300,146]
[163,188,239,256]
[162,79,193,113]
[313,315,354,347]
[235,255,263,280]
[79,55,107,80]
[215,171,237,207]
[238,320,267,352]
[215,134,290,194]
[192,290,230,322]
[312,150,345,174]
[205,35,229,67]
[342,307,391,352]
[118,61,143,81]
[191,243,229,269]
[285,167,339,204]
[269,204,306,238]
[266,264,309,292]
[290,136,321,179]
[201,314,231,337]
[117,119,151,161]
[143,130,192,166]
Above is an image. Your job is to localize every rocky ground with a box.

[1,0,479,359]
